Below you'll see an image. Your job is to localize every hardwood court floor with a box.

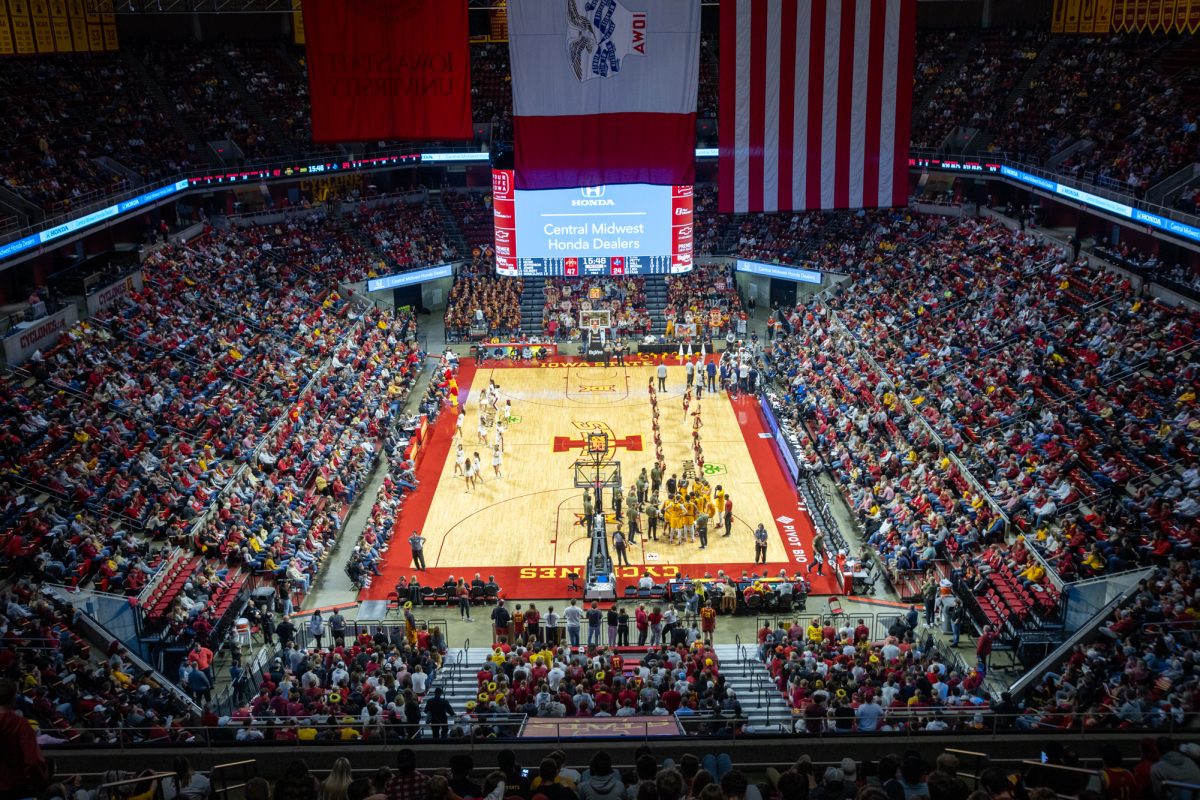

[367,356,835,599]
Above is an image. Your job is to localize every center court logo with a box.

[566,0,647,82]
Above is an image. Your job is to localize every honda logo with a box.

[580,185,606,198]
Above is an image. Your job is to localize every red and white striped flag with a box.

[718,0,916,214]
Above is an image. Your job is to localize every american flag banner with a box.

[718,0,917,214]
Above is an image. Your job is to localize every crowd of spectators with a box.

[2,37,1197,214]
[139,44,282,161]
[988,36,1167,169]
[663,266,743,336]
[758,208,1197,620]
[357,198,460,270]
[445,257,523,341]
[0,53,194,210]
[910,30,969,111]
[1,582,199,745]
[345,428,423,591]
[761,214,1051,584]
[913,29,1047,149]
[222,45,312,152]
[472,43,514,142]
[208,607,448,742]
[443,191,496,250]
[1,219,424,617]
[1017,566,1197,731]
[692,186,722,256]
[541,277,650,339]
[470,639,739,729]
[758,614,991,733]
[733,209,880,270]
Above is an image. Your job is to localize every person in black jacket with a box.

[425,687,454,739]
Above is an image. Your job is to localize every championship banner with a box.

[507,0,701,189]
[8,0,34,53]
[0,1,13,55]
[30,0,53,52]
[1064,0,1081,30]
[49,0,71,50]
[68,0,85,50]
[291,0,304,44]
[1058,0,1190,30]
[302,0,472,142]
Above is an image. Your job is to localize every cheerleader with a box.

[455,409,465,440]
[682,387,691,421]
[494,419,506,452]
[454,443,466,477]
[477,415,490,446]
[503,399,513,423]
[472,452,486,484]
[463,457,476,493]
[492,443,504,478]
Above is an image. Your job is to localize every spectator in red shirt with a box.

[976,625,1000,672]
[0,677,48,800]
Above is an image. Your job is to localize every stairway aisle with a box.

[432,646,494,732]
[123,49,216,168]
[518,276,546,337]
[209,52,300,157]
[711,643,790,733]
[430,192,469,258]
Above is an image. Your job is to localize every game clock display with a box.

[492,169,694,276]
[514,255,679,276]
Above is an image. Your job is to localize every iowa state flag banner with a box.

[508,0,700,189]
[719,0,917,213]
[303,0,472,142]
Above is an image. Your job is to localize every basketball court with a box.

[364,354,836,600]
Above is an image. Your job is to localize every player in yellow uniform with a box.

[682,496,697,543]
[663,498,679,544]
[713,486,726,529]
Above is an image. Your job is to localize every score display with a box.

[492,169,693,276]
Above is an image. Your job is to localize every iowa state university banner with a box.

[302,0,471,142]
[507,0,700,189]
